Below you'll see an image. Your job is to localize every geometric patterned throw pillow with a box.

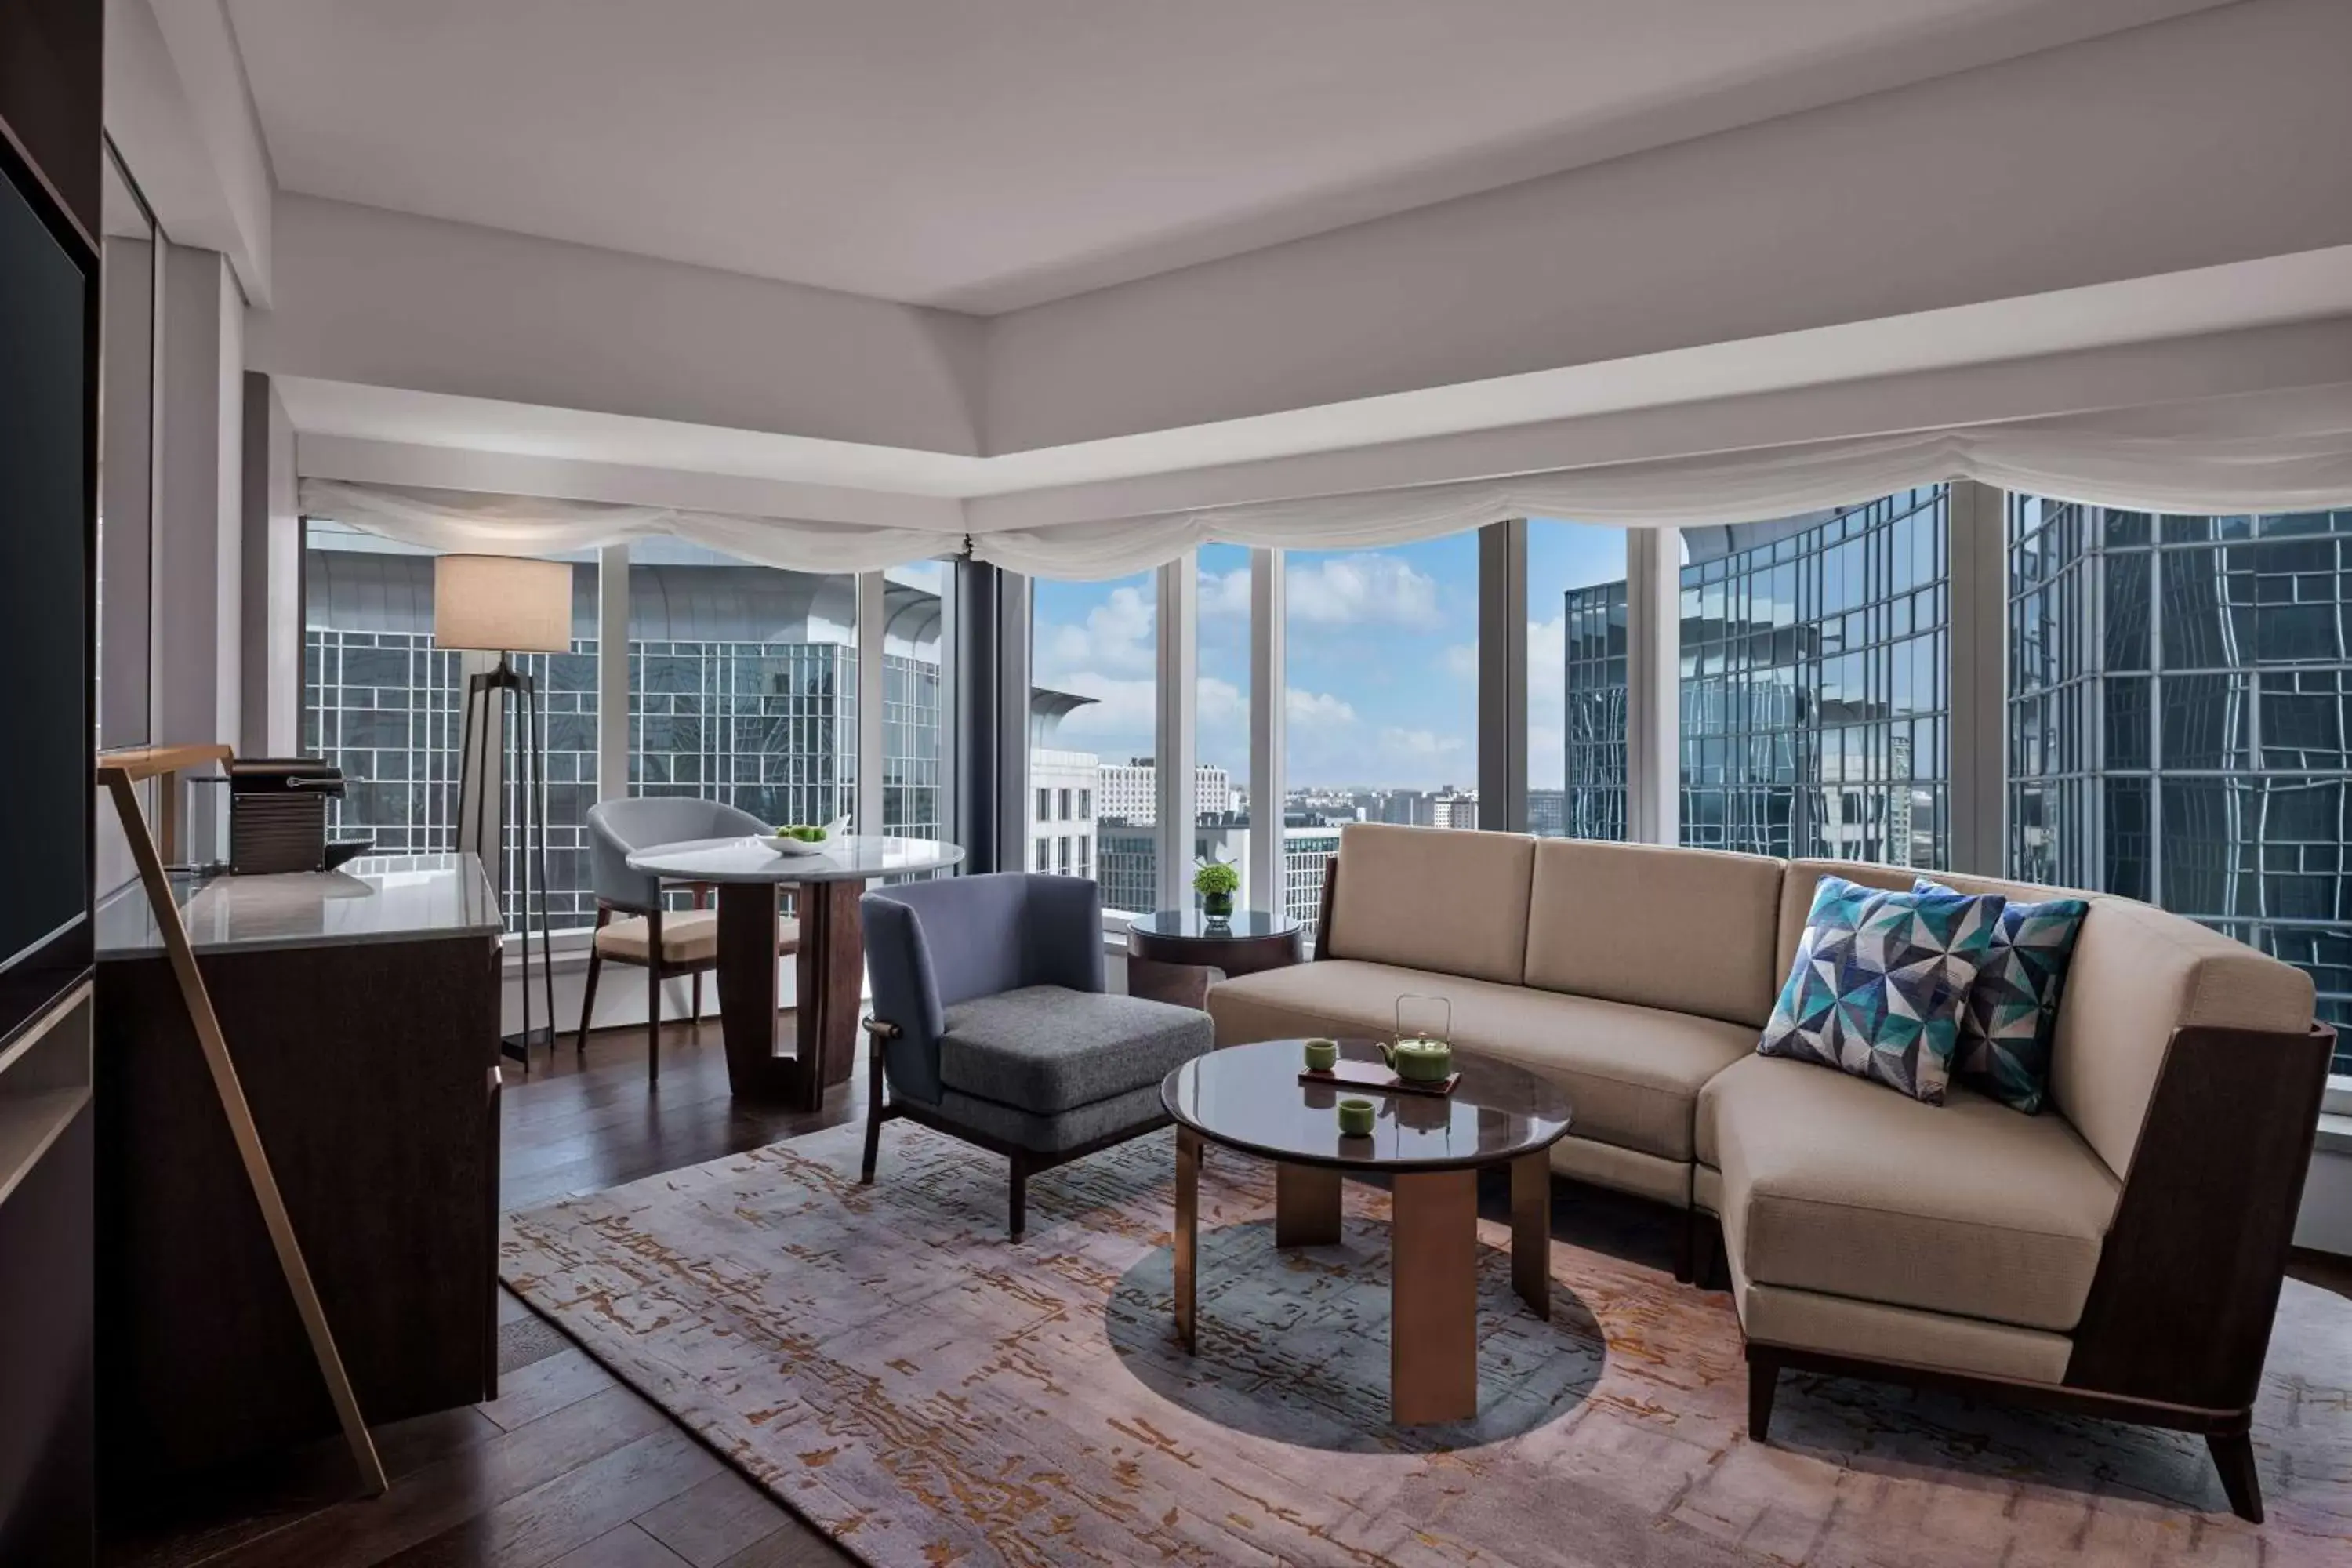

[1915,878,2089,1115]
[1757,875,2006,1105]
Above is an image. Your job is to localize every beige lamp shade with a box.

[432,555,575,654]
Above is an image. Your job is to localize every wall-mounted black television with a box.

[0,140,96,1037]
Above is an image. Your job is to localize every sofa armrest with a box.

[2065,1021,2335,1413]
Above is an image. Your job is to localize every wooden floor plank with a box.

[546,1525,691,1567]
[710,1523,858,1568]
[475,1347,620,1433]
[219,1385,677,1568]
[379,1426,719,1568]
[633,1468,799,1568]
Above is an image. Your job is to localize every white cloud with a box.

[1044,673,1156,749]
[1199,676,1244,729]
[1379,726,1467,758]
[1039,583,1156,681]
[1198,565,1251,619]
[1529,724,1565,790]
[1443,642,1477,681]
[1527,613,1566,708]
[1285,554,1444,630]
[1286,688,1356,727]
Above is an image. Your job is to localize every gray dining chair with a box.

[579,797,798,1086]
[860,873,1214,1238]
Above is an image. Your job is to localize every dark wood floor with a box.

[101,1014,2352,1568]
[103,1018,863,1568]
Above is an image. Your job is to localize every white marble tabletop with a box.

[625,834,965,885]
[96,851,505,957]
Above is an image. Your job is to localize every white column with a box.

[153,245,245,861]
[597,543,630,801]
[1248,549,1286,913]
[1156,552,1200,909]
[1478,521,1529,831]
[855,570,887,833]
[1626,527,1681,845]
[1945,480,2009,874]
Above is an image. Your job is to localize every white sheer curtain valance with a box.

[296,479,967,574]
[302,384,2352,580]
[970,385,2352,577]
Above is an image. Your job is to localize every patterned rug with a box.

[502,1121,2352,1567]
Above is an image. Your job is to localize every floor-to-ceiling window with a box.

[626,539,857,836]
[303,522,601,930]
[1031,568,1156,912]
[2009,498,2352,1070]
[1529,521,1630,840]
[1283,533,1480,942]
[1196,546,1251,908]
[1679,486,1951,869]
[880,561,950,841]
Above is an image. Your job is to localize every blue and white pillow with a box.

[1914,878,2089,1115]
[1758,875,2006,1105]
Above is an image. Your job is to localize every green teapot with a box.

[1379,1035,1454,1083]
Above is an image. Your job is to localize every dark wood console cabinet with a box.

[94,857,503,1489]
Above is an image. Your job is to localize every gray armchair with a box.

[579,797,799,1085]
[861,873,1213,1237]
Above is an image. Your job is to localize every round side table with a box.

[1123,909,1301,1010]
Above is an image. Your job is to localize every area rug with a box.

[503,1121,2352,1567]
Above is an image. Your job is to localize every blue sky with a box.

[1032,521,1625,791]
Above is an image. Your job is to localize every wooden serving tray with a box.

[1298,1060,1460,1098]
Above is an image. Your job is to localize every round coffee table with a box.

[1160,1037,1573,1425]
[1123,909,1301,1008]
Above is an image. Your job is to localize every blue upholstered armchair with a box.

[860,873,1214,1237]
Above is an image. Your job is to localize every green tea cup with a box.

[1302,1037,1339,1073]
[1336,1098,1376,1137]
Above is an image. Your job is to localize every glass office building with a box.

[2009,499,2352,1068]
[1677,486,1950,867]
[304,541,949,931]
[1559,579,1629,841]
[1559,488,1950,867]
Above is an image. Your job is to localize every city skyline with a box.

[1033,527,1630,793]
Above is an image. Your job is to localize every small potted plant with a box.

[1192,858,1240,924]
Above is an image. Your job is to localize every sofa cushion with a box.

[1758,875,2005,1105]
[1700,1054,2118,1333]
[1327,823,1536,985]
[1917,877,2089,1114]
[1207,960,1753,1163]
[1523,840,1784,1028]
[938,986,1212,1115]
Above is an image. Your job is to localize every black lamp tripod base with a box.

[461,652,557,1075]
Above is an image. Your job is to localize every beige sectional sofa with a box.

[1204,822,2336,1522]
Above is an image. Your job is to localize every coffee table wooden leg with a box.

[1511,1151,1551,1320]
[1175,1127,1200,1354]
[1391,1168,1478,1425]
[1275,1161,1342,1247]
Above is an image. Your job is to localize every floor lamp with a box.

[436,554,574,1070]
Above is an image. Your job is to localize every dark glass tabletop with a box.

[1161,1038,1572,1173]
[1127,909,1298,941]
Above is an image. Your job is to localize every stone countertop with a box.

[96,852,504,958]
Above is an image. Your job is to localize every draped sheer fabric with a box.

[303,384,2352,579]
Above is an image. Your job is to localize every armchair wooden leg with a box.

[2207,1429,2264,1523]
[691,969,702,1030]
[1008,1152,1029,1240]
[575,943,602,1055]
[645,964,662,1088]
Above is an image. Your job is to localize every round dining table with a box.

[625,833,964,1107]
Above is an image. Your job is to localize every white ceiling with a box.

[280,245,2352,512]
[224,0,2226,314]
